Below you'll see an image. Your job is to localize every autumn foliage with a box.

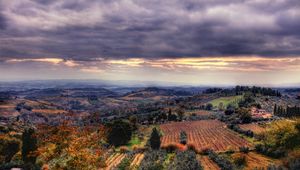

[36,121,107,169]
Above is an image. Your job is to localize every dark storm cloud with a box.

[0,0,300,60]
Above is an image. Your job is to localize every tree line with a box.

[274,104,300,117]
[203,86,281,97]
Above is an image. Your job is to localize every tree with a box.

[218,102,224,111]
[180,131,187,145]
[107,119,132,146]
[236,108,252,123]
[177,107,185,120]
[149,128,161,150]
[22,128,38,164]
[206,103,213,110]
[129,115,138,130]
[274,104,277,114]
[0,136,20,163]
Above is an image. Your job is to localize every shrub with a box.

[187,143,198,153]
[239,146,249,153]
[179,131,187,145]
[233,154,246,167]
[119,146,129,153]
[201,148,212,155]
[161,143,187,152]
[228,124,254,137]
[167,150,203,170]
[255,144,286,158]
[208,150,234,170]
[139,150,166,170]
[175,143,186,151]
[162,143,178,153]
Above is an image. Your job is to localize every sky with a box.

[0,0,300,86]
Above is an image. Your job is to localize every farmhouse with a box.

[251,107,272,119]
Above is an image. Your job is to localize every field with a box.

[31,109,67,115]
[232,152,277,170]
[209,95,243,108]
[160,120,251,152]
[102,153,126,170]
[239,123,266,134]
[197,155,220,170]
[130,153,145,168]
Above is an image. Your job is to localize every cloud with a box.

[0,0,299,60]
[5,56,300,73]
[0,13,6,30]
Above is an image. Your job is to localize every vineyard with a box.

[130,153,145,168]
[160,120,252,152]
[233,152,275,170]
[239,123,266,134]
[197,155,220,170]
[100,152,145,170]
[102,153,126,170]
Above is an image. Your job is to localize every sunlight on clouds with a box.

[105,58,145,67]
[64,60,80,67]
[4,56,300,74]
[7,58,64,64]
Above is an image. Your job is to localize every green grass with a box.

[127,135,142,148]
[209,95,243,109]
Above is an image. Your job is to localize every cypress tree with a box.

[274,104,277,115]
[22,128,38,164]
[149,128,161,150]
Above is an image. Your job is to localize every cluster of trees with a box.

[203,88,223,94]
[238,93,256,108]
[222,107,252,124]
[235,86,281,97]
[274,104,300,117]
[138,106,187,124]
[203,86,281,97]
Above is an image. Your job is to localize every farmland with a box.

[1,84,299,170]
[209,95,243,108]
[102,153,126,170]
[160,120,251,152]
[239,123,266,134]
[231,152,276,170]
[198,155,220,170]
